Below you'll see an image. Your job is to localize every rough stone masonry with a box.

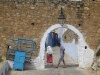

[0,0,100,69]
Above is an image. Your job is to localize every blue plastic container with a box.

[13,51,26,71]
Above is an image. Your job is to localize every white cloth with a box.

[47,46,53,54]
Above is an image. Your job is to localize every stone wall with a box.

[0,1,100,58]
[84,0,100,50]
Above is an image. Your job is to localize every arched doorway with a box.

[33,24,94,69]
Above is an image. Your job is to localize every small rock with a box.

[31,7,35,9]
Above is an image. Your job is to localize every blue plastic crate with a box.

[13,62,24,71]
[13,51,26,71]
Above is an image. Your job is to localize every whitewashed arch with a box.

[33,24,94,69]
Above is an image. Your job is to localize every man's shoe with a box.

[55,66,58,68]
[63,66,67,68]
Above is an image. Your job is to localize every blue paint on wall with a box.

[63,43,78,62]
[58,38,61,43]
[45,32,58,48]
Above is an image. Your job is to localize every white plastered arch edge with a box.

[33,24,94,69]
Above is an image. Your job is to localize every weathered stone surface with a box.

[0,1,100,58]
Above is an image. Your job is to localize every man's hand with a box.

[63,49,65,55]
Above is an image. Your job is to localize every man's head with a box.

[57,43,61,47]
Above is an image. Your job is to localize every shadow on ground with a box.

[45,63,79,68]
